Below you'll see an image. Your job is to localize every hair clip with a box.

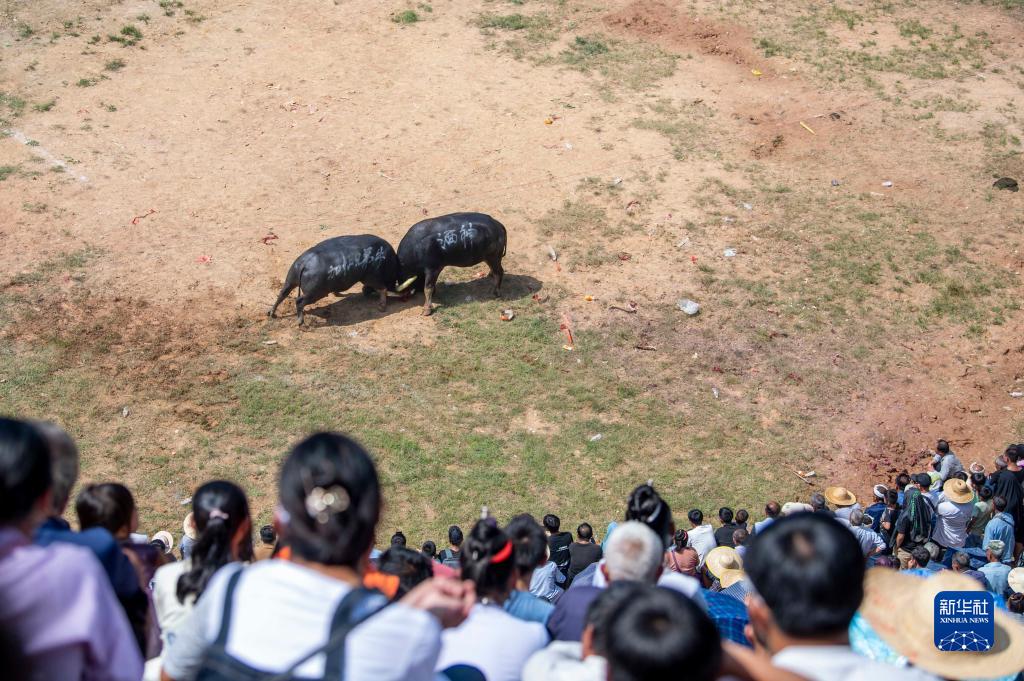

[208,509,229,521]
[490,540,513,564]
[305,485,350,524]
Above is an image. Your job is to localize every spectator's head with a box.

[971,471,987,489]
[582,581,646,659]
[732,528,749,547]
[848,509,864,526]
[688,509,703,527]
[391,530,407,547]
[576,522,593,541]
[718,507,734,524]
[978,485,993,502]
[885,489,900,508]
[75,483,136,539]
[994,496,1008,513]
[259,524,276,546]
[995,455,1009,470]
[626,482,673,549]
[279,432,380,568]
[602,521,662,584]
[895,472,911,489]
[872,484,888,502]
[30,421,78,516]
[421,540,436,559]
[506,513,548,579]
[178,480,252,603]
[736,509,749,526]
[745,513,865,646]
[448,524,464,548]
[604,585,721,681]
[986,540,1005,564]
[673,528,688,551]
[912,473,931,491]
[0,418,51,528]
[765,501,781,519]
[542,514,560,534]
[378,546,432,599]
[937,439,950,455]
[461,520,515,600]
[908,546,930,568]
[1008,593,1024,615]
[873,555,898,569]
[809,493,827,511]
[951,552,970,572]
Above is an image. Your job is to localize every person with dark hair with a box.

[745,513,938,680]
[422,540,437,560]
[863,485,888,532]
[715,507,739,547]
[0,417,142,681]
[544,514,573,581]
[162,432,474,681]
[148,480,251,681]
[391,530,407,547]
[567,522,602,584]
[379,546,433,599]
[438,524,464,570]
[604,584,722,681]
[894,471,912,505]
[732,528,750,558]
[687,508,716,566]
[893,474,935,568]
[735,509,750,532]
[504,514,556,624]
[950,551,989,589]
[435,520,548,681]
[964,494,1015,566]
[754,501,781,535]
[988,453,1024,557]
[625,483,673,548]
[664,528,698,576]
[932,439,964,486]
[903,546,933,575]
[878,489,901,550]
[254,524,276,561]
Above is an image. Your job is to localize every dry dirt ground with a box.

[1,0,1023,539]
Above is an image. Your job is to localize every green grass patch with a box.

[33,99,56,112]
[109,24,143,46]
[104,59,127,72]
[391,9,420,23]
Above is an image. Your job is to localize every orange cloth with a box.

[363,570,400,599]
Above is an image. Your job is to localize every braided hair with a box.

[626,482,674,548]
[177,480,252,603]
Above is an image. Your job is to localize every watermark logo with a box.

[934,591,995,652]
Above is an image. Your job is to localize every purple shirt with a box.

[0,527,142,681]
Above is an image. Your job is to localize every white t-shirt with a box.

[687,524,717,566]
[144,559,197,681]
[522,641,605,681]
[435,603,549,681]
[773,645,940,681]
[162,560,441,681]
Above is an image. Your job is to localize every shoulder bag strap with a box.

[212,568,245,647]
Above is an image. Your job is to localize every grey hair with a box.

[604,521,662,584]
[31,421,79,514]
[848,509,864,526]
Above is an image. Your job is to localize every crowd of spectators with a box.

[2,417,1024,681]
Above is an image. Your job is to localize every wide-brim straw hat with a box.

[943,478,974,504]
[719,568,745,589]
[183,512,197,540]
[706,546,742,578]
[861,569,1024,679]
[824,486,857,507]
[1009,568,1024,595]
[152,530,175,553]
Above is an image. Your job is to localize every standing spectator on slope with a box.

[989,452,1024,557]
[864,485,888,531]
[754,501,781,535]
[254,524,276,561]
[966,484,994,541]
[931,478,974,566]
[964,495,1015,566]
[932,439,964,487]
[715,507,740,547]
[893,474,935,569]
[744,513,940,681]
[664,528,698,576]
[878,489,901,551]
[687,509,717,566]
[979,540,1012,597]
[567,523,602,584]
[162,432,473,681]
[0,417,143,681]
[438,525,464,570]
[435,521,548,681]
[505,514,556,625]
[544,514,573,582]
[893,472,912,505]
[146,481,251,681]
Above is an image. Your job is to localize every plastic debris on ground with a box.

[712,387,720,399]
[676,299,700,315]
[196,255,212,264]
[799,121,816,135]
[724,248,737,258]
[500,309,515,321]
[618,252,631,261]
[831,179,841,186]
[751,69,762,77]
[742,203,753,211]
[589,434,603,442]
[121,406,130,418]
[584,295,594,302]
[262,340,278,346]
[1011,391,1024,398]
[882,180,894,188]
[547,245,558,261]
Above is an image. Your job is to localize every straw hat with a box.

[706,546,742,578]
[719,568,745,589]
[824,486,856,507]
[942,478,974,504]
[1009,568,1024,595]
[861,568,1024,679]
[152,530,175,553]
[183,512,197,540]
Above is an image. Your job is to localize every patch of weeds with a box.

[22,202,47,213]
[757,37,789,58]
[536,199,607,238]
[102,102,118,112]
[25,139,39,146]
[88,34,101,44]
[391,9,420,23]
[160,0,184,15]
[474,10,556,59]
[1,92,27,118]
[478,13,532,30]
[136,14,151,23]
[0,166,20,182]
[6,247,99,286]
[909,95,978,113]
[76,77,99,87]
[559,34,677,90]
[632,99,716,160]
[17,23,34,39]
[183,9,206,24]
[25,60,39,72]
[898,19,932,40]
[33,99,56,112]
[418,2,433,11]
[104,59,126,72]
[108,24,143,46]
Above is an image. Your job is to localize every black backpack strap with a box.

[213,568,245,647]
[264,587,387,681]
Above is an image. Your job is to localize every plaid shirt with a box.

[702,589,750,647]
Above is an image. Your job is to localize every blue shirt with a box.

[34,517,141,598]
[504,589,555,625]
[752,517,775,535]
[546,586,601,641]
[864,502,886,531]
[984,513,1015,563]
[703,590,750,647]
[979,562,1012,598]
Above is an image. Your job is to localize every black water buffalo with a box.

[397,212,507,315]
[268,234,400,325]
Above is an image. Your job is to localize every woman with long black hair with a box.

[146,481,251,681]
